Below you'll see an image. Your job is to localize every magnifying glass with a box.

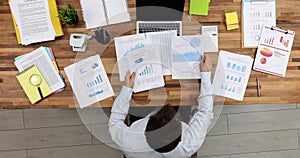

[29,74,43,99]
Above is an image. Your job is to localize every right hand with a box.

[125,72,136,88]
[200,55,210,72]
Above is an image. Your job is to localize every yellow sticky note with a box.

[225,12,239,30]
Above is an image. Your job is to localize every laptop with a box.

[136,0,185,36]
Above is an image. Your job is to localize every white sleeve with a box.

[108,86,133,147]
[175,72,214,157]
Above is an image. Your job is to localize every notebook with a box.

[16,65,52,104]
[9,0,63,45]
[80,0,131,29]
[136,0,185,36]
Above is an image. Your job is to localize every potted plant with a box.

[58,4,79,25]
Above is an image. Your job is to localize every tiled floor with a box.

[0,104,299,158]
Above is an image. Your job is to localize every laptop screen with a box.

[136,0,186,21]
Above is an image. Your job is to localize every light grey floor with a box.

[0,104,300,158]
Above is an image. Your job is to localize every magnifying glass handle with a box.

[37,87,43,99]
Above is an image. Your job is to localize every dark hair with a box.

[145,104,182,153]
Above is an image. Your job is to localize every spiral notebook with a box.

[80,0,131,29]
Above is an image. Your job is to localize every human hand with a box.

[200,55,210,72]
[125,72,136,88]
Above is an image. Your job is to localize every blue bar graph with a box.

[221,83,236,93]
[86,74,103,88]
[241,66,247,72]
[139,65,153,76]
[226,74,243,83]
[226,62,247,73]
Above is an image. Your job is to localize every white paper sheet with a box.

[126,45,164,93]
[171,35,203,79]
[242,0,276,48]
[146,31,177,75]
[114,34,147,81]
[9,0,55,45]
[253,25,295,77]
[64,55,114,108]
[14,47,65,92]
[212,50,253,101]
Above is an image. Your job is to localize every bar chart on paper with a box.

[134,63,165,93]
[226,62,247,73]
[280,36,290,48]
[242,0,276,47]
[86,74,103,88]
[221,83,236,93]
[213,50,253,101]
[138,64,154,77]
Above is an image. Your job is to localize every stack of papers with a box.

[16,65,52,104]
[115,31,177,81]
[9,0,59,45]
[189,0,211,16]
[14,47,66,103]
[225,12,239,30]
[115,29,219,82]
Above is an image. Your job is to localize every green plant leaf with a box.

[58,3,78,25]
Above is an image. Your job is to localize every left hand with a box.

[125,72,136,88]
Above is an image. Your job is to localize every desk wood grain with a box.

[0,0,299,108]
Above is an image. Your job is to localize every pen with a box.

[256,77,261,97]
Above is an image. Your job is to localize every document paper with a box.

[171,35,203,79]
[242,0,276,48]
[64,55,114,108]
[171,33,218,79]
[127,45,165,93]
[212,50,253,101]
[114,34,147,81]
[14,47,65,92]
[9,0,55,45]
[146,31,177,75]
[253,25,295,77]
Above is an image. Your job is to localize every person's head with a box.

[145,104,182,153]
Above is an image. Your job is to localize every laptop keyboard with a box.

[138,22,181,36]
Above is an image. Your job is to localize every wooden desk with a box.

[0,0,299,109]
